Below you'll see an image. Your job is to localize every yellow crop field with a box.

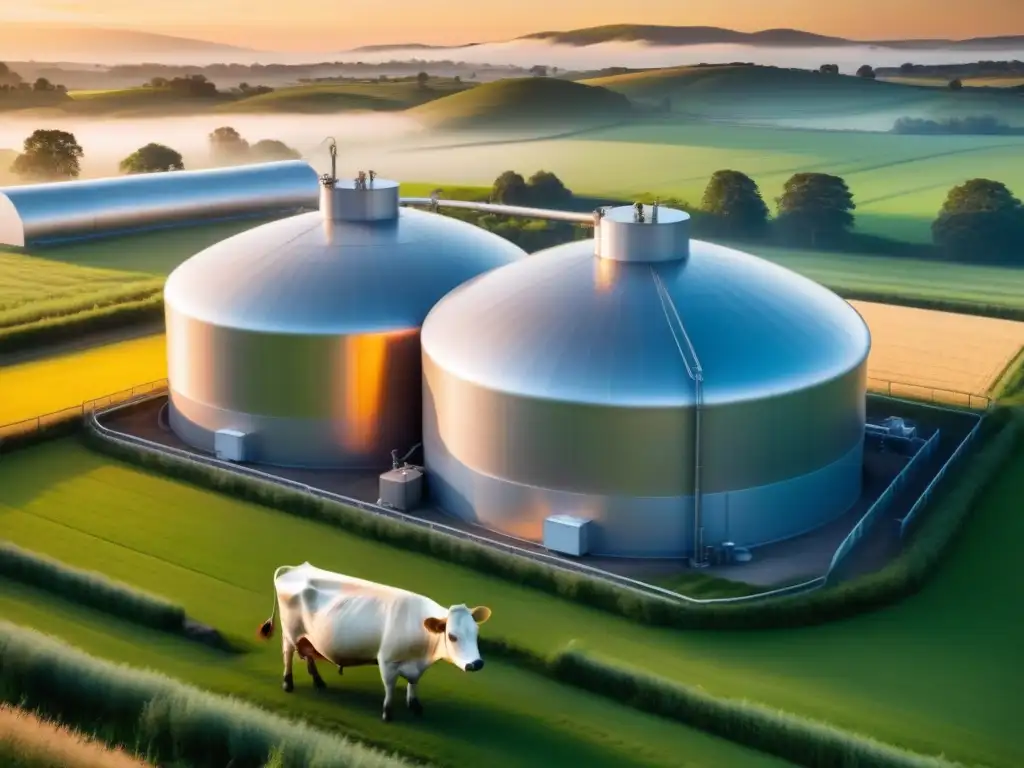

[0,334,167,426]
[851,301,1024,400]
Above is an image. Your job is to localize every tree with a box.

[32,77,53,91]
[530,65,549,77]
[10,129,83,181]
[701,170,769,237]
[932,179,1024,263]
[251,139,301,161]
[856,65,876,80]
[527,170,572,207]
[209,126,250,164]
[819,64,840,75]
[491,171,530,205]
[416,71,430,89]
[0,62,21,87]
[775,173,856,247]
[119,143,184,174]
[949,78,964,91]
[899,63,916,73]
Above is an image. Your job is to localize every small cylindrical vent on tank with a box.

[596,204,690,263]
[320,171,400,224]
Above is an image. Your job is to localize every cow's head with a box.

[424,604,491,672]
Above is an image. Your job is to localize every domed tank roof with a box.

[165,178,526,334]
[422,223,870,407]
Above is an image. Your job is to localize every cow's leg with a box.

[281,638,296,693]
[402,662,425,716]
[306,657,327,691]
[378,657,401,722]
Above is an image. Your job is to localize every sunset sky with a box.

[2,0,1021,50]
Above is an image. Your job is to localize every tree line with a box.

[5,127,302,180]
[479,168,1023,265]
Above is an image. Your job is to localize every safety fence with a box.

[0,379,169,442]
[824,428,942,585]
[866,378,991,411]
[898,415,986,540]
[0,378,991,605]
[85,395,826,607]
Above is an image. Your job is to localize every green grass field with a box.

[0,441,786,768]
[384,121,1024,244]
[0,438,1020,767]
[579,65,1024,128]
[0,218,282,337]
[219,79,469,114]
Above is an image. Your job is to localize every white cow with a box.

[256,561,492,721]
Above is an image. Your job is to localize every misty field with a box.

[1,438,1021,767]
[851,301,1024,398]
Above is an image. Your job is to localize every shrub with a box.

[0,622,411,768]
[0,543,185,633]
[83,409,1020,632]
[549,650,957,768]
[0,294,164,356]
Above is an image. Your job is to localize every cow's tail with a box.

[257,565,293,640]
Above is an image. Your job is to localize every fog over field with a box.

[343,41,1024,76]
[0,113,422,178]
[4,39,1023,72]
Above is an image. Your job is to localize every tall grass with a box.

[0,704,150,768]
[0,542,185,633]
[0,622,414,768]
[0,294,164,355]
[549,650,960,768]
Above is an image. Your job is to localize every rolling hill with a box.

[581,64,1024,126]
[407,77,633,130]
[0,24,257,64]
[218,79,469,114]
[518,24,1024,50]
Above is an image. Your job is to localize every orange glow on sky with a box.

[2,0,1021,50]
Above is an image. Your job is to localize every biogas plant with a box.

[18,151,930,575]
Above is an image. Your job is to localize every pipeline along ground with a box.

[0,438,1021,768]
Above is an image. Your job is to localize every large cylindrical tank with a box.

[422,205,871,558]
[164,176,526,468]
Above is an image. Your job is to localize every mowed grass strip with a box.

[0,704,150,768]
[851,301,1024,395]
[0,334,166,425]
[0,443,783,768]
[0,438,1020,767]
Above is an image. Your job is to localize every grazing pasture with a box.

[0,438,1020,767]
[851,301,1024,396]
[0,450,783,768]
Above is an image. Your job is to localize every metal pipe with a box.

[400,197,598,225]
[651,268,706,566]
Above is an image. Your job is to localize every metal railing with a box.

[824,428,942,584]
[898,416,986,539]
[399,196,599,225]
[0,377,994,607]
[85,393,819,607]
[0,379,169,441]
[867,378,991,411]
